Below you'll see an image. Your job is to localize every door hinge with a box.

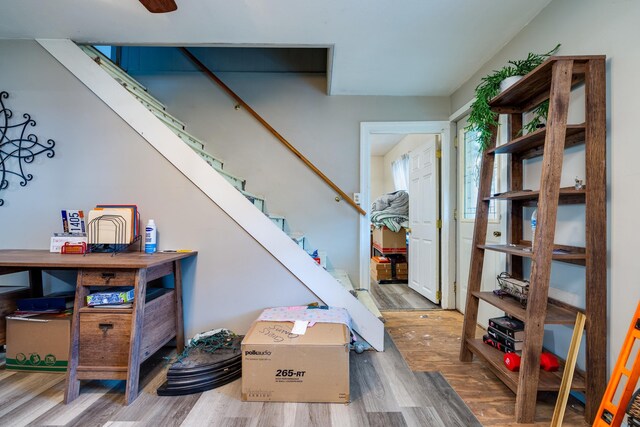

[453,209,458,220]
[436,290,441,300]
[436,149,442,159]
[436,219,442,229]
[454,136,458,148]
[453,281,457,293]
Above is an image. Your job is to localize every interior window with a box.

[463,129,498,220]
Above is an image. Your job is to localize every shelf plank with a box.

[488,56,605,113]
[486,124,585,159]
[466,338,586,392]
[472,291,577,325]
[78,306,133,314]
[486,186,585,204]
[479,243,586,266]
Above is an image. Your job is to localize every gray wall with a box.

[0,40,319,338]
[451,0,640,373]
[134,68,450,285]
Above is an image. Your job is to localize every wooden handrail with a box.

[179,47,366,216]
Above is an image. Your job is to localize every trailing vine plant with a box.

[466,44,560,151]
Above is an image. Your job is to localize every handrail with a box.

[179,47,366,216]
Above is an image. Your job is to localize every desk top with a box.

[0,250,197,269]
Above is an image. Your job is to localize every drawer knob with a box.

[101,272,116,284]
[99,323,114,337]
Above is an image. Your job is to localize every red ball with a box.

[504,353,521,371]
[540,352,559,372]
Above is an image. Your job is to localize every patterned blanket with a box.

[371,190,409,232]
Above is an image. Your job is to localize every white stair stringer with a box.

[39,39,384,351]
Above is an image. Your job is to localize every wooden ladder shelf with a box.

[459,55,607,424]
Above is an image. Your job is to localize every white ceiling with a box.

[370,134,406,156]
[0,0,553,96]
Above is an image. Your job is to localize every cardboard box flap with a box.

[242,321,349,346]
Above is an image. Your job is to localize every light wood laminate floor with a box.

[0,331,479,426]
[0,310,591,426]
[370,279,439,311]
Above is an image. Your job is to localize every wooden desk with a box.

[0,249,197,405]
[0,286,31,345]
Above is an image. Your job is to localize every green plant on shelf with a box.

[466,44,560,151]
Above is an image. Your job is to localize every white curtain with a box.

[391,154,410,192]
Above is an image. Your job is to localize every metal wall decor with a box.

[0,91,56,206]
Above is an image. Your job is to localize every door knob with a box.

[405,228,412,233]
[493,231,502,237]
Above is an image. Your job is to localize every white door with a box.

[408,139,439,303]
[456,117,506,325]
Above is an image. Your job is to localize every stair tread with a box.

[81,44,263,210]
[240,189,264,200]
[80,45,167,112]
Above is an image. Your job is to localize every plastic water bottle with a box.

[145,219,157,253]
[531,209,537,250]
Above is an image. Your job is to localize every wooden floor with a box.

[0,310,591,426]
[369,279,439,311]
[383,310,590,427]
[0,330,479,426]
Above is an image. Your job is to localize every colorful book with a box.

[482,334,517,354]
[86,288,135,306]
[487,326,523,351]
[488,315,525,340]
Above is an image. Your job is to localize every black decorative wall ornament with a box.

[0,91,56,206]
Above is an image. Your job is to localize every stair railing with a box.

[179,47,366,216]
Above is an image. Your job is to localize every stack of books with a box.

[482,315,525,354]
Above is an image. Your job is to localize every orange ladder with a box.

[594,301,640,426]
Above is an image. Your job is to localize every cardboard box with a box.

[396,262,408,272]
[242,321,350,403]
[372,227,406,254]
[6,313,71,372]
[370,258,392,271]
[370,270,392,281]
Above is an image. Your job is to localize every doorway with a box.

[359,121,456,310]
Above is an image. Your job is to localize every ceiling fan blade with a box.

[139,0,177,13]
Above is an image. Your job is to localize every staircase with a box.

[78,46,271,215]
[76,44,382,328]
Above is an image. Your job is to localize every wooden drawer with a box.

[79,311,132,367]
[79,269,136,287]
[78,290,177,367]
